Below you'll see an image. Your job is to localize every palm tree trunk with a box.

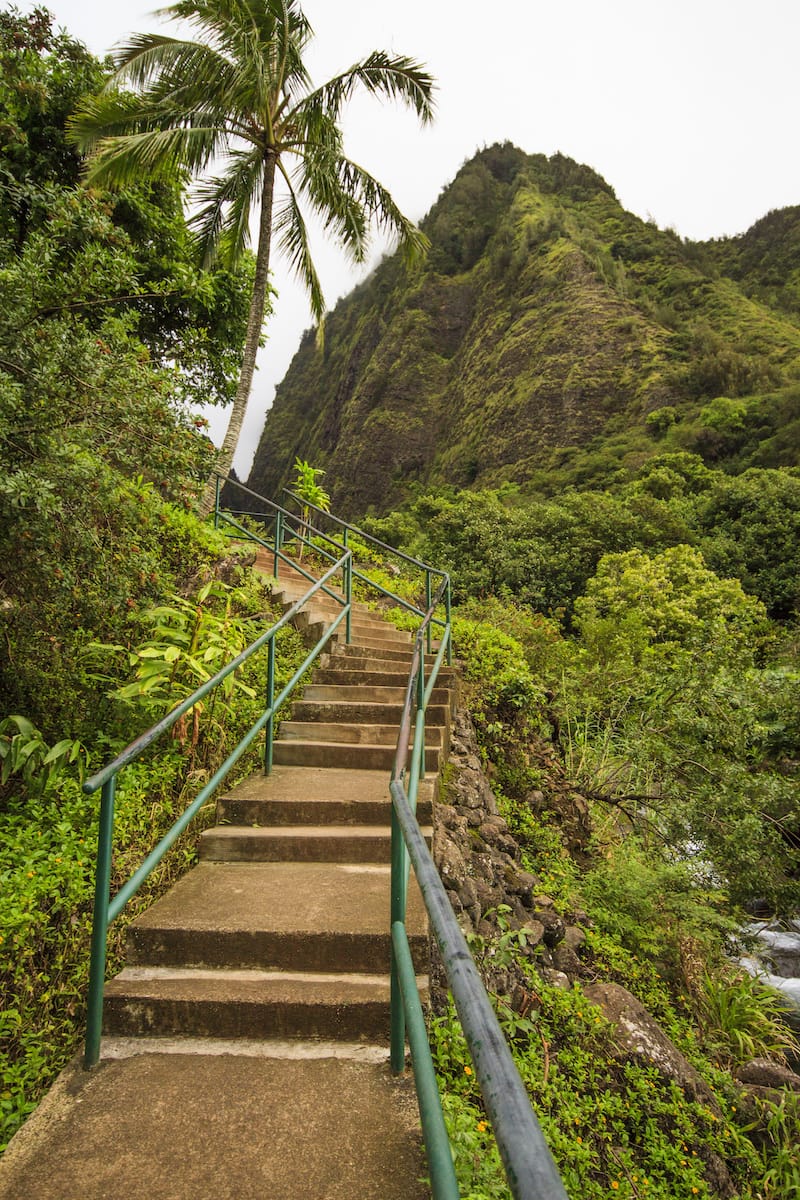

[200,151,277,517]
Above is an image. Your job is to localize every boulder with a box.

[536,909,566,949]
[438,839,467,883]
[551,943,581,977]
[583,982,718,1110]
[541,969,571,990]
[734,1057,800,1091]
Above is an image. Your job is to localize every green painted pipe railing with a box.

[81,516,352,1069]
[390,583,570,1199]
[218,474,451,657]
[281,485,452,667]
[220,477,566,1194]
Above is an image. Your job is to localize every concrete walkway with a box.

[1,561,454,1199]
[0,1048,428,1200]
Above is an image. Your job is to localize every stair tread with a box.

[200,824,432,842]
[311,667,431,686]
[203,824,417,838]
[220,765,417,804]
[129,861,428,938]
[291,701,450,722]
[279,721,442,745]
[106,970,407,1001]
[272,738,440,753]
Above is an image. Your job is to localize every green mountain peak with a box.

[247,144,800,515]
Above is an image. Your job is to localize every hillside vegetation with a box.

[247,142,800,513]
[244,139,800,1197]
[0,8,305,1147]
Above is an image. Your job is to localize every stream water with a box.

[739,918,800,1032]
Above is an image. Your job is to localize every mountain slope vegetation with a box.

[247,143,800,513]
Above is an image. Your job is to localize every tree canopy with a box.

[70,0,436,498]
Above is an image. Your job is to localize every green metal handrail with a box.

[81,530,352,1069]
[390,589,569,1199]
[218,474,451,658]
[281,485,451,661]
[216,478,564,1193]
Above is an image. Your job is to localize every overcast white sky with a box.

[19,0,800,475]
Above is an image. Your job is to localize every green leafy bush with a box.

[698,972,800,1067]
[429,963,763,1200]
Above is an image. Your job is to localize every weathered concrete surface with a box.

[216,764,434,826]
[124,861,429,973]
[0,1052,429,1200]
[102,967,417,1041]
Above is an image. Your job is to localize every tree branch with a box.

[36,289,182,317]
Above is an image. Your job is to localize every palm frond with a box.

[153,0,311,91]
[112,34,227,87]
[303,150,429,267]
[69,91,153,152]
[273,161,325,321]
[191,147,263,268]
[303,51,436,125]
[110,35,262,131]
[298,145,368,264]
[83,126,223,187]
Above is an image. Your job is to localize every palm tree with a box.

[70,0,435,512]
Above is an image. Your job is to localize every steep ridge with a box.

[245,144,800,514]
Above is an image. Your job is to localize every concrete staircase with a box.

[100,555,456,1051]
[0,554,456,1200]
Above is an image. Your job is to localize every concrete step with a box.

[292,614,413,646]
[278,720,443,747]
[290,700,451,729]
[326,639,416,661]
[215,766,434,826]
[290,607,412,641]
[286,598,420,639]
[272,739,441,772]
[329,645,455,678]
[124,862,429,974]
[197,824,432,864]
[318,658,415,679]
[273,572,361,592]
[102,967,427,1043]
[328,635,416,656]
[302,683,452,707]
[313,666,432,689]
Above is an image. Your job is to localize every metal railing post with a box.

[273,511,282,577]
[391,921,461,1200]
[390,804,408,1074]
[425,570,432,655]
[417,658,426,708]
[83,776,116,1068]
[265,637,276,775]
[345,553,352,644]
[445,578,452,666]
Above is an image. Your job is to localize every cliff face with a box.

[247,144,800,516]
